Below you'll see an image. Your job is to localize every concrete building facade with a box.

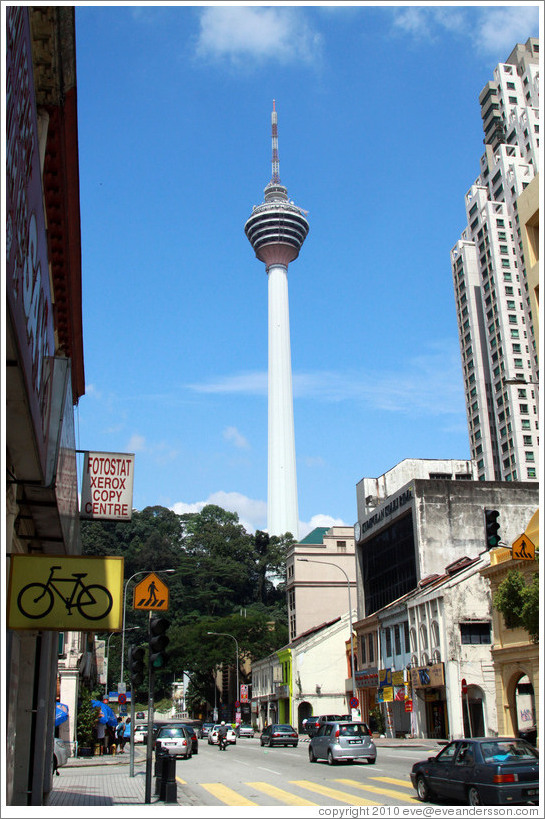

[251,612,355,732]
[286,526,356,642]
[5,6,85,805]
[450,38,540,483]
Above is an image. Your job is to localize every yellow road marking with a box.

[335,779,419,803]
[201,783,258,806]
[176,776,186,785]
[248,781,318,806]
[291,780,379,806]
[372,776,414,789]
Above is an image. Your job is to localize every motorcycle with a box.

[218,733,228,751]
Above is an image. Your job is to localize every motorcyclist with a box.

[218,721,228,751]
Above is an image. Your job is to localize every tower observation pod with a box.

[244,101,309,540]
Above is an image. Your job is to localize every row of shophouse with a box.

[251,459,539,747]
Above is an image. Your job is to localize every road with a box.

[170,736,430,807]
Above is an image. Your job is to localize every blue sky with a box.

[73,2,541,537]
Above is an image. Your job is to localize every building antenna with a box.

[271,99,280,183]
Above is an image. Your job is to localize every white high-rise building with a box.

[245,103,309,537]
[450,38,540,483]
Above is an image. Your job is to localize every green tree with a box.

[493,569,539,642]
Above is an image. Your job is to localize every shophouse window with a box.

[336,540,346,552]
[460,623,491,644]
[403,621,410,652]
[385,627,392,657]
[360,636,366,665]
[394,624,401,656]
[368,633,374,663]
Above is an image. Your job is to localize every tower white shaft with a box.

[268,263,298,538]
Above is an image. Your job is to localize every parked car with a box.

[208,724,237,745]
[236,723,255,738]
[305,714,344,738]
[134,725,148,744]
[53,738,68,774]
[183,724,199,754]
[309,721,376,765]
[198,722,215,739]
[411,737,539,806]
[154,724,193,759]
[260,724,299,747]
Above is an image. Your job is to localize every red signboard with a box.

[405,700,413,712]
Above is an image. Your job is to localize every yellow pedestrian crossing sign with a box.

[512,534,535,560]
[134,572,169,610]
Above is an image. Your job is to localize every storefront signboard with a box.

[410,662,445,689]
[80,452,135,520]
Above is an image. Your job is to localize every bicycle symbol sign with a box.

[8,555,124,631]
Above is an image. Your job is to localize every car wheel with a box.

[416,775,431,802]
[367,758,376,765]
[468,786,482,806]
[327,750,336,766]
[260,737,264,746]
[309,747,317,763]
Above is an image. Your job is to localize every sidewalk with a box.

[46,737,445,807]
[47,750,167,807]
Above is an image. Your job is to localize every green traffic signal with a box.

[149,617,169,669]
[485,509,501,548]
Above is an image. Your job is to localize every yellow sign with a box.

[7,555,124,630]
[382,686,394,702]
[512,533,535,560]
[134,572,169,611]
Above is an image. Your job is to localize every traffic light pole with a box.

[145,611,154,804]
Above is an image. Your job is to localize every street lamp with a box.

[119,569,175,683]
[297,558,356,698]
[207,631,239,716]
[105,628,140,696]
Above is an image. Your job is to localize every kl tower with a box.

[245,101,309,539]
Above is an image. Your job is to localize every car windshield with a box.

[339,724,368,737]
[481,740,538,763]
[159,727,186,738]
[275,725,294,731]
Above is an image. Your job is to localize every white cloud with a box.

[186,341,465,417]
[188,370,267,395]
[127,433,146,452]
[390,5,539,57]
[299,513,349,540]
[171,490,267,534]
[169,490,348,539]
[223,426,250,449]
[474,7,539,56]
[194,6,322,67]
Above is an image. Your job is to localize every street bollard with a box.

[159,754,177,803]
[154,753,164,796]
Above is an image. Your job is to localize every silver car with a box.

[154,724,193,759]
[309,721,376,765]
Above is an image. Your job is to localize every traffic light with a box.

[485,509,501,548]
[129,645,145,687]
[149,617,169,669]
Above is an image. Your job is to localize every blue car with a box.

[410,737,539,806]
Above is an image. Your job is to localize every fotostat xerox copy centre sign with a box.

[80,451,135,520]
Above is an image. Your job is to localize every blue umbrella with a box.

[55,702,69,727]
[91,699,117,727]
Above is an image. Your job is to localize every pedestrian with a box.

[121,717,132,752]
[95,720,106,755]
[106,723,115,754]
[116,717,125,752]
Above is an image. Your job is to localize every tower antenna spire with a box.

[271,99,280,183]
